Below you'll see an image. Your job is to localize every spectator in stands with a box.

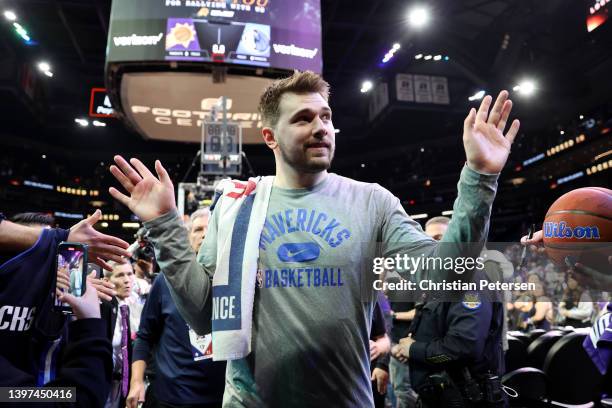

[188,207,210,253]
[4,273,113,407]
[130,242,155,334]
[127,273,226,408]
[559,274,593,328]
[101,260,136,408]
[514,282,553,331]
[0,211,127,384]
[371,298,391,408]
[388,294,417,408]
[132,257,152,300]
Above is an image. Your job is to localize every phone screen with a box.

[54,243,87,313]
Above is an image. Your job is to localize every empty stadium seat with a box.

[543,332,603,405]
[529,329,547,342]
[527,330,565,369]
[508,330,531,346]
[502,367,548,407]
[506,335,529,374]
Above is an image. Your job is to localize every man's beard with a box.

[278,141,335,174]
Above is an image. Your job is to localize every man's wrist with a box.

[405,342,413,359]
[465,161,500,176]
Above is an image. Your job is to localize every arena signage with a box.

[89,88,115,118]
[120,72,272,143]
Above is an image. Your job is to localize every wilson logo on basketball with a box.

[543,222,600,239]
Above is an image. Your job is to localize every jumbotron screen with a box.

[107,0,322,73]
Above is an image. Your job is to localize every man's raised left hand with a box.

[463,91,520,174]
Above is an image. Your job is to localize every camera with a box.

[133,227,155,262]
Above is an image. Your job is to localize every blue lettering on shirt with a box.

[263,268,344,288]
[259,209,352,250]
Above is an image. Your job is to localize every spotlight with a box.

[433,55,442,61]
[360,80,373,93]
[12,22,30,42]
[424,55,432,60]
[514,80,536,96]
[74,118,89,127]
[382,43,401,64]
[92,120,106,127]
[4,10,16,21]
[468,90,486,101]
[37,62,50,72]
[408,6,430,28]
[414,54,423,59]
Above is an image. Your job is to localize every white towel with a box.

[210,176,274,361]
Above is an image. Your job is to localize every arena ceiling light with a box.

[122,222,141,229]
[513,80,536,96]
[37,61,53,77]
[414,53,448,62]
[407,6,430,29]
[12,22,30,42]
[410,213,428,220]
[360,80,373,93]
[468,90,486,101]
[3,10,16,21]
[382,43,401,64]
[92,120,106,127]
[74,118,89,127]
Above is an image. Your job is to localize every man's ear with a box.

[262,127,278,150]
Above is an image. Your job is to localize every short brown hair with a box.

[258,70,330,127]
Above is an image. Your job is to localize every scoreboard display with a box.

[107,0,322,73]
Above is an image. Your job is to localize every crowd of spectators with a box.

[501,244,607,331]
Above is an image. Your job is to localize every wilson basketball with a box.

[543,187,612,271]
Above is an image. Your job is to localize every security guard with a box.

[393,287,505,407]
[391,217,505,408]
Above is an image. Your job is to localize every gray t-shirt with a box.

[145,166,498,407]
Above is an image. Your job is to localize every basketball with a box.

[543,187,612,271]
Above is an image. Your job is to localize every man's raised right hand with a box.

[109,156,176,222]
